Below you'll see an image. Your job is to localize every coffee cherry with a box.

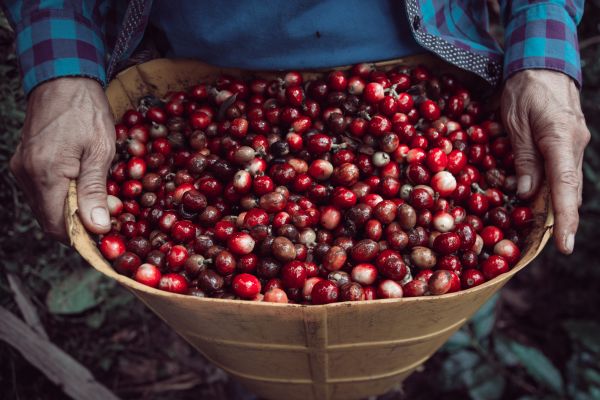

[420,100,441,121]
[431,171,457,197]
[135,263,162,287]
[340,282,366,302]
[511,206,534,229]
[281,261,307,289]
[167,245,189,271]
[271,236,297,262]
[432,211,455,232]
[481,255,510,280]
[428,270,453,295]
[198,270,225,294]
[228,232,255,255]
[260,192,287,213]
[311,280,339,304]
[107,195,124,216]
[351,263,378,285]
[100,235,126,260]
[448,271,461,292]
[397,204,417,229]
[377,280,403,299]
[171,220,196,242]
[373,200,397,224]
[378,256,408,280]
[364,82,385,103]
[468,193,489,215]
[184,254,208,277]
[437,255,462,275]
[480,226,504,248]
[320,206,342,230]
[493,239,521,265]
[215,250,237,275]
[403,280,428,297]
[232,273,261,299]
[264,288,289,303]
[432,232,461,255]
[410,246,437,269]
[426,148,448,172]
[322,246,347,272]
[461,269,486,289]
[409,187,434,210]
[159,273,189,294]
[113,252,141,275]
[351,239,379,262]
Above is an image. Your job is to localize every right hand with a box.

[501,70,590,254]
[10,77,116,243]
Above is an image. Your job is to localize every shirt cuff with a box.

[14,8,107,95]
[503,3,582,87]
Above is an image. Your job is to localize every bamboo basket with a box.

[65,55,553,400]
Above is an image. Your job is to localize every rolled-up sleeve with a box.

[501,1,584,86]
[3,2,107,95]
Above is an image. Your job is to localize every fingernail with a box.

[91,207,110,227]
[517,175,532,195]
[564,233,575,253]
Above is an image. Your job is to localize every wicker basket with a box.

[65,55,553,400]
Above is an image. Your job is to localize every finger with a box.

[76,136,115,235]
[538,136,579,254]
[574,125,590,207]
[21,157,71,243]
[501,106,543,199]
[576,153,583,207]
[38,177,72,243]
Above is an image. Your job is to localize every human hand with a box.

[501,70,590,254]
[10,77,116,243]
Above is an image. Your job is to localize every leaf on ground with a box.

[440,350,482,391]
[46,268,106,314]
[473,311,495,340]
[508,339,564,394]
[86,311,106,329]
[493,335,520,366]
[464,363,506,400]
[562,320,600,353]
[470,294,498,340]
[589,386,600,400]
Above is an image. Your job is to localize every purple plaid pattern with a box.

[2,0,585,95]
[5,6,108,93]
[408,0,584,87]
[502,2,582,84]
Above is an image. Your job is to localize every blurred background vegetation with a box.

[1,2,600,400]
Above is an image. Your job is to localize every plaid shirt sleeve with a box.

[3,1,109,95]
[500,1,584,86]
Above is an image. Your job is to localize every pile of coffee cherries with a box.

[98,63,534,304]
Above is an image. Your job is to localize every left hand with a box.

[501,69,590,254]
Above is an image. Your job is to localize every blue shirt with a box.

[149,0,424,70]
[4,0,584,94]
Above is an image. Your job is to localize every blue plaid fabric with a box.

[2,0,585,95]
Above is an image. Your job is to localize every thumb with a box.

[77,137,115,234]
[501,107,543,199]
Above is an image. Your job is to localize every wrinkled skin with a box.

[10,71,590,254]
[502,70,590,254]
[10,77,115,243]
